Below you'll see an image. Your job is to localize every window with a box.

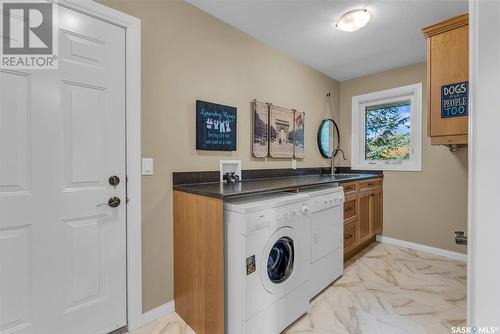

[351,83,422,171]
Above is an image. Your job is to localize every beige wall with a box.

[99,0,467,313]
[337,62,468,254]
[99,0,339,311]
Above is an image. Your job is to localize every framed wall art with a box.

[293,110,305,159]
[196,100,237,151]
[269,104,294,158]
[252,100,269,158]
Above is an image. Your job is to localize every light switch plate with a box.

[142,158,154,176]
[292,159,297,170]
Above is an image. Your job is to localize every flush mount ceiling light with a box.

[335,9,372,32]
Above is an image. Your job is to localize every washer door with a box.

[261,226,298,294]
[267,237,294,283]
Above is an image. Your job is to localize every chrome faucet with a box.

[331,148,347,175]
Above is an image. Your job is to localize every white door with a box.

[0,6,127,334]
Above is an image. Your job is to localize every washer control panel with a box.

[246,202,306,234]
[275,203,304,222]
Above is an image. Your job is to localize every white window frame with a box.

[351,83,422,172]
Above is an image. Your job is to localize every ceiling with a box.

[186,0,468,81]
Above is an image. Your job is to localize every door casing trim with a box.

[55,0,144,330]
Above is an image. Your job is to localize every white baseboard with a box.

[376,235,467,262]
[132,300,175,330]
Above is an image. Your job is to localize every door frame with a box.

[55,0,143,330]
[468,0,500,326]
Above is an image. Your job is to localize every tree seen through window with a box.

[365,101,411,160]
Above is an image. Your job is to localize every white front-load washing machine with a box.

[224,192,310,334]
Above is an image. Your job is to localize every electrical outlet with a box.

[292,159,297,170]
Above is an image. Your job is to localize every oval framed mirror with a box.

[317,119,340,159]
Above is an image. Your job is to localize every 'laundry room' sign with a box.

[196,100,237,151]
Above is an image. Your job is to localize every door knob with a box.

[97,197,121,208]
[109,175,120,186]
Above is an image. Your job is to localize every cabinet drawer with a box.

[358,178,382,191]
[344,221,357,248]
[343,197,357,222]
[341,182,357,197]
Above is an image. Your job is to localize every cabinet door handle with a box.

[345,234,353,239]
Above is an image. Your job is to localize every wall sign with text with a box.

[196,100,237,151]
[441,81,468,118]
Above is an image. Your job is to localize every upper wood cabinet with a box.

[422,14,469,145]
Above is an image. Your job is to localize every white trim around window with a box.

[351,83,423,172]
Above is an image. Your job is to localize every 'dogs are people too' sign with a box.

[441,81,468,118]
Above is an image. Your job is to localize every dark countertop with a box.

[173,173,382,199]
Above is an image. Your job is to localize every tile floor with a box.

[128,242,467,334]
[127,312,195,334]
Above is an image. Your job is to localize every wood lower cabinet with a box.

[174,191,224,334]
[358,191,371,242]
[371,189,383,234]
[343,196,357,223]
[342,178,383,261]
[344,221,358,248]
